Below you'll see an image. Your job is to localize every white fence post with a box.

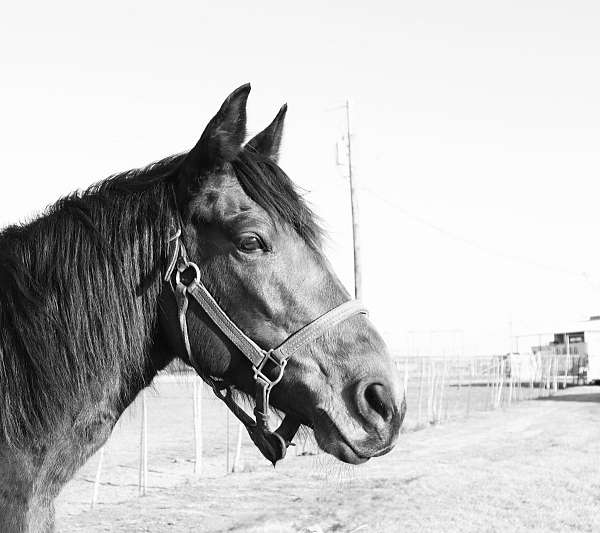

[403,358,409,401]
[232,422,244,472]
[226,408,230,473]
[437,359,448,423]
[138,389,148,496]
[494,358,504,408]
[466,359,473,417]
[427,359,436,424]
[417,357,424,426]
[193,378,203,475]
[91,446,105,509]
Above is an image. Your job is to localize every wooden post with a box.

[138,389,148,496]
[91,446,105,510]
[192,378,203,475]
[344,99,362,300]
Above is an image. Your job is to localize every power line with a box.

[322,105,600,293]
[358,185,600,291]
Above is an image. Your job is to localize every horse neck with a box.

[0,174,182,531]
[0,178,176,447]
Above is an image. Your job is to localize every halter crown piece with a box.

[165,226,368,465]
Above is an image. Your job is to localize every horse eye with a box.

[238,235,264,252]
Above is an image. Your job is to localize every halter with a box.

[165,229,368,465]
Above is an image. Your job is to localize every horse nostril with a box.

[363,382,392,423]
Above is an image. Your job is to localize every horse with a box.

[0,84,405,532]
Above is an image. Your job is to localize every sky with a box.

[1,1,599,355]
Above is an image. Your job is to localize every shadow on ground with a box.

[537,393,600,403]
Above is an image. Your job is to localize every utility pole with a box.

[344,99,362,300]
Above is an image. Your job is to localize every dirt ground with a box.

[56,384,600,533]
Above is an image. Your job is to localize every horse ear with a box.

[181,83,251,180]
[245,104,287,162]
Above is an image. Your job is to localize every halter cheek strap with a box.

[167,236,368,465]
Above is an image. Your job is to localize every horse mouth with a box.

[312,408,391,465]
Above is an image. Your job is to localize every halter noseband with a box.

[165,229,368,465]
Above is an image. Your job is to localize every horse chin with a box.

[312,408,378,465]
[318,437,371,465]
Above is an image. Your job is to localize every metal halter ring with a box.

[175,261,201,288]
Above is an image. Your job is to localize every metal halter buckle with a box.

[253,349,287,389]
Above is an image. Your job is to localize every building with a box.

[512,316,600,384]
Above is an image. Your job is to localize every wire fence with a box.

[81,351,588,510]
[395,352,587,430]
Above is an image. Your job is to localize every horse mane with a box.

[0,146,321,448]
[0,155,182,447]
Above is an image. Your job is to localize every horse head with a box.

[161,84,405,465]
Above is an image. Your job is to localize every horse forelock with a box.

[231,149,325,253]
